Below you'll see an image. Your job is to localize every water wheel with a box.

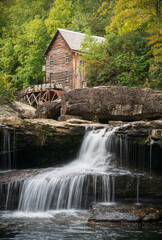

[41,89,64,102]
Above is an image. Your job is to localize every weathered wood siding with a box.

[72,52,85,89]
[45,32,73,90]
[45,32,86,90]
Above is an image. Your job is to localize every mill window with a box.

[58,37,61,45]
[65,53,69,63]
[50,56,53,66]
[65,70,69,82]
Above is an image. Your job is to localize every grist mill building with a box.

[43,28,105,90]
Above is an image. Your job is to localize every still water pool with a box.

[0,210,161,240]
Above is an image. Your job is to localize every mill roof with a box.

[44,28,105,55]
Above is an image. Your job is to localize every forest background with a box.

[0,0,161,100]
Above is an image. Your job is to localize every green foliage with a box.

[93,115,99,122]
[106,0,162,88]
[0,0,161,92]
[147,62,162,90]
[0,73,15,102]
[80,0,161,90]
[81,30,150,87]
[45,0,73,36]
[0,36,18,75]
[145,136,151,144]
[0,1,51,90]
[70,0,112,35]
[13,17,49,89]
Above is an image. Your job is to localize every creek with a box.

[0,125,161,239]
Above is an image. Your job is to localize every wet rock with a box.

[143,212,161,222]
[61,86,162,121]
[151,129,162,140]
[90,211,140,222]
[88,203,162,224]
[51,211,91,225]
[146,120,162,128]
[115,120,162,137]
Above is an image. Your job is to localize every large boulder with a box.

[35,99,61,119]
[0,102,19,118]
[11,101,36,119]
[0,101,36,119]
[61,86,162,121]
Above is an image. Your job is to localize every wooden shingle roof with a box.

[44,28,105,56]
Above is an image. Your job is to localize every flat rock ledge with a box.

[88,203,162,225]
[0,116,105,150]
[0,117,162,149]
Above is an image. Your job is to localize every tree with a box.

[0,36,18,76]
[106,0,161,88]
[0,0,160,91]
[13,17,49,89]
[70,0,113,36]
[0,73,15,102]
[0,0,52,90]
[80,30,150,87]
[45,0,73,36]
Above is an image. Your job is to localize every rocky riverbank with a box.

[0,94,162,169]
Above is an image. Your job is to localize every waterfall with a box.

[0,127,16,170]
[3,128,11,169]
[149,138,154,177]
[1,128,12,169]
[17,127,129,212]
[136,175,140,205]
[112,175,115,203]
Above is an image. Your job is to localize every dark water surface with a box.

[0,210,162,240]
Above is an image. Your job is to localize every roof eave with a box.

[44,28,74,56]
[43,29,60,56]
[43,28,105,56]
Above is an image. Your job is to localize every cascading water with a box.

[136,175,140,205]
[16,127,130,212]
[0,126,16,170]
[3,128,11,169]
[0,125,161,240]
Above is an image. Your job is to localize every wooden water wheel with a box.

[41,89,64,102]
[19,83,64,106]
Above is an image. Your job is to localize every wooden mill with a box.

[19,29,105,106]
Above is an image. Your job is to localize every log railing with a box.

[19,82,63,97]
